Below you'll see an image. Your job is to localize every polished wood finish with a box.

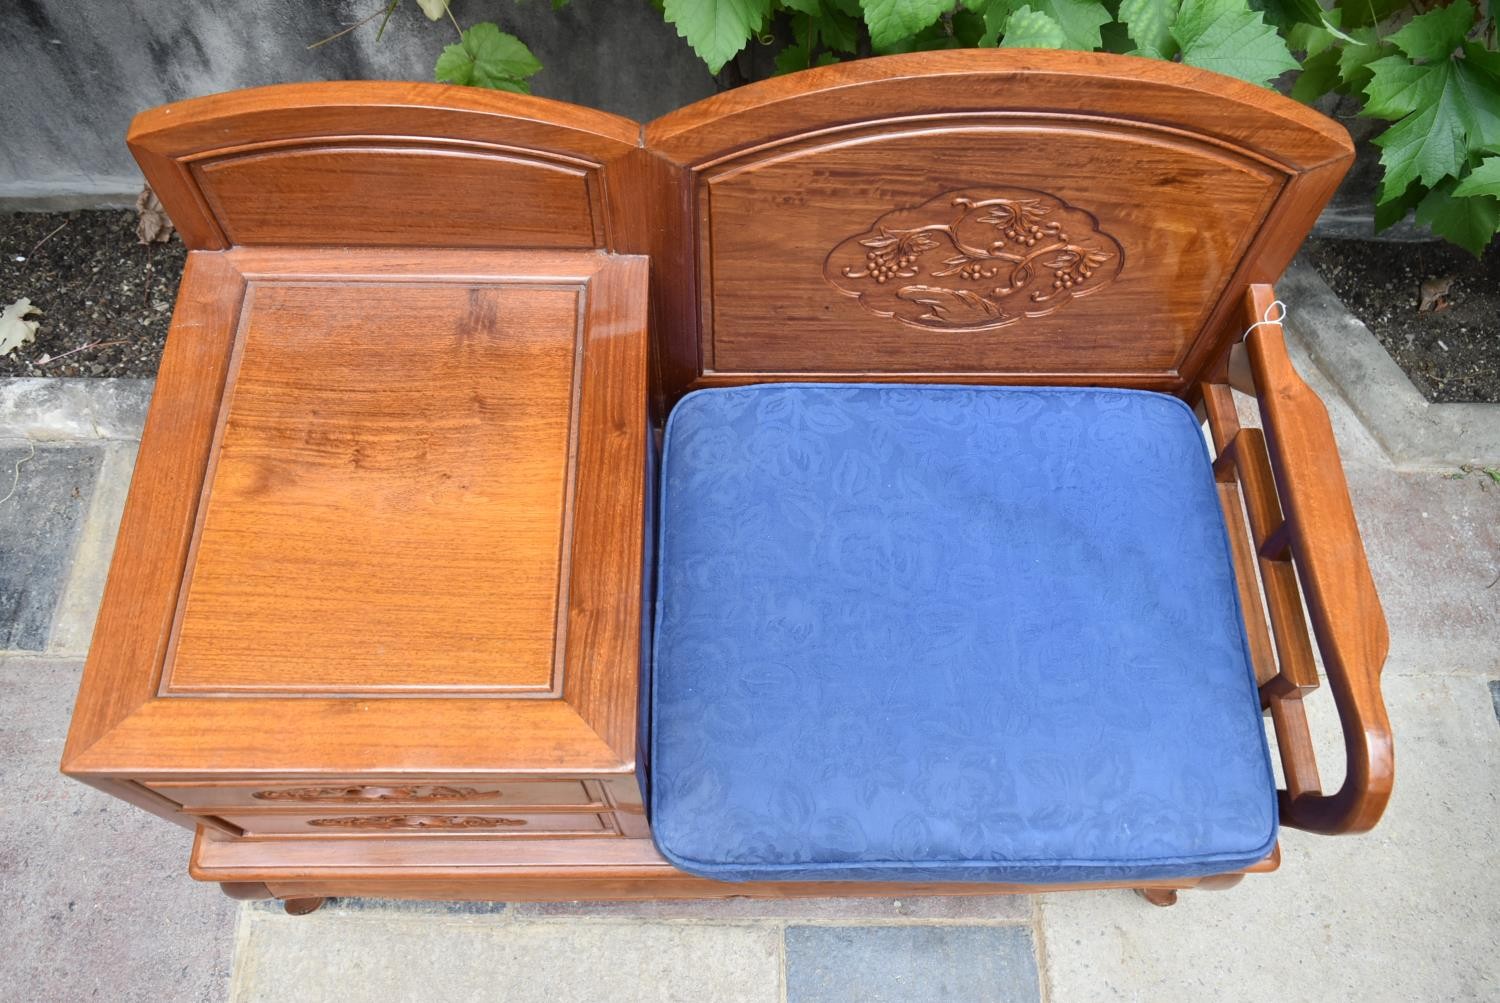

[190,828,1280,901]
[1136,888,1179,907]
[641,50,1351,402]
[61,248,651,804]
[64,59,1390,909]
[126,81,639,251]
[1199,286,1393,836]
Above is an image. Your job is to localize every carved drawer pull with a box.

[251,785,499,803]
[306,814,527,831]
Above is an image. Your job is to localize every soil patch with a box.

[1305,238,1499,404]
[1,210,184,379]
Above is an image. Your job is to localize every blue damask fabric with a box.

[650,384,1277,883]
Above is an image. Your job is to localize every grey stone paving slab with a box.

[48,441,138,655]
[0,378,153,441]
[1222,351,1499,677]
[785,924,1040,1003]
[0,444,101,650]
[1346,468,1500,676]
[1281,262,1500,468]
[231,912,781,1003]
[511,893,1031,922]
[0,656,236,1003]
[1039,674,1500,1002]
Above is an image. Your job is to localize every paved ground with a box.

[1,319,1497,1001]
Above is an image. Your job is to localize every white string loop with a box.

[1241,299,1287,341]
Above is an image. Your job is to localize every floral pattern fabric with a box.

[650,384,1277,883]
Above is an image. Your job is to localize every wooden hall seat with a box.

[62,53,1392,911]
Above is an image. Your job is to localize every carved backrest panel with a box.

[643,51,1353,400]
[129,82,640,251]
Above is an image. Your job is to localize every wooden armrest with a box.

[1238,285,1394,835]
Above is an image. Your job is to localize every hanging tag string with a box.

[1241,299,1287,341]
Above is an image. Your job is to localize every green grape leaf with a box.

[1119,0,1181,59]
[774,43,810,71]
[816,50,843,64]
[860,0,952,48]
[1291,46,1342,101]
[780,0,822,14]
[1332,0,1405,29]
[818,0,863,51]
[1373,179,1424,231]
[980,0,1019,44]
[1415,177,1500,256]
[1454,43,1500,153]
[1388,0,1474,63]
[434,23,542,91]
[1033,0,1112,49]
[1256,0,1325,32]
[1368,60,1466,199]
[665,0,772,73]
[1335,28,1390,93]
[1453,158,1500,199]
[1171,0,1300,86]
[999,4,1069,46]
[1362,54,1445,119]
[953,7,988,44]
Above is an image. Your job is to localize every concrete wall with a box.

[0,0,717,207]
[2,1,1403,234]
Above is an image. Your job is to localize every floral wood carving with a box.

[252,785,497,803]
[824,188,1123,331]
[306,814,528,830]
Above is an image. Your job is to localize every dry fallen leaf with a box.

[1418,275,1454,313]
[136,185,175,245]
[0,297,42,357]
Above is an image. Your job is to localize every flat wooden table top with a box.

[66,248,649,778]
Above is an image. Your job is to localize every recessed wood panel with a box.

[165,278,584,694]
[194,145,603,248]
[699,122,1280,377]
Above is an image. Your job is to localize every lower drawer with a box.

[213,809,616,837]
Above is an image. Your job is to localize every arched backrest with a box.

[128,81,641,251]
[642,51,1353,401]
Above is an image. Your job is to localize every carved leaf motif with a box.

[306,814,528,830]
[824,187,1124,331]
[252,785,499,803]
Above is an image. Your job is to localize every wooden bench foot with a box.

[1136,887,1178,907]
[219,881,273,902]
[282,897,327,916]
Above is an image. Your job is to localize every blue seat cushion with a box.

[649,384,1277,884]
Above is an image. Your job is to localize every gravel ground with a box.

[1305,237,1500,404]
[1,210,184,378]
[3,211,1496,402]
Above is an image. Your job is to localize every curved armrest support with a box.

[1244,286,1394,834]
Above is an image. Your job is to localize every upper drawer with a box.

[146,779,605,811]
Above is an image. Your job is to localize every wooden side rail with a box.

[1200,285,1393,836]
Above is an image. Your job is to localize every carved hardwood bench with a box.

[62,51,1392,913]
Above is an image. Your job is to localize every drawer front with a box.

[147,779,604,811]
[213,809,616,837]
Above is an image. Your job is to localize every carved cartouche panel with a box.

[824,188,1123,331]
[306,814,527,830]
[252,785,497,803]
